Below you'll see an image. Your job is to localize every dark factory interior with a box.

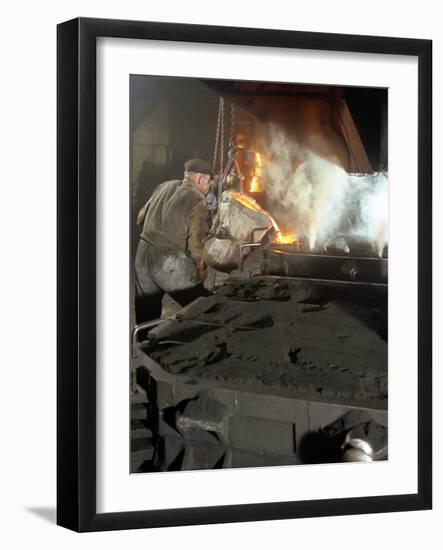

[129,75,388,474]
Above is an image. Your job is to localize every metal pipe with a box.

[132,318,165,358]
[237,226,271,271]
[257,274,387,288]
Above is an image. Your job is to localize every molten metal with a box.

[275,232,298,245]
[228,191,297,245]
[249,152,263,192]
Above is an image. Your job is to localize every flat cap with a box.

[184,158,213,177]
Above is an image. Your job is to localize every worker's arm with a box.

[187,199,209,268]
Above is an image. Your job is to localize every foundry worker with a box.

[134,158,213,322]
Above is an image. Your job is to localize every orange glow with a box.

[249,152,263,192]
[274,232,298,244]
[229,191,280,234]
[230,153,299,247]
[229,191,296,245]
[229,191,263,213]
[250,176,259,192]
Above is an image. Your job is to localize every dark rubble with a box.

[144,277,387,402]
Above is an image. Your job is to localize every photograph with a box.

[0,0,436,542]
[130,75,388,474]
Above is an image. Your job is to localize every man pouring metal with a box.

[134,158,214,322]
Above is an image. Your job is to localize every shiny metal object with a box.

[341,430,374,462]
[132,318,165,358]
[342,448,373,462]
[340,260,359,281]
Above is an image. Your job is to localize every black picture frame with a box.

[57,17,432,532]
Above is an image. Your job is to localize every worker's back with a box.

[138,179,205,253]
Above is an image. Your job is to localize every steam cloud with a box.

[262,125,388,256]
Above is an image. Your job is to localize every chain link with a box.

[220,98,224,174]
[212,97,222,172]
[230,102,236,147]
[212,96,226,175]
[213,97,237,175]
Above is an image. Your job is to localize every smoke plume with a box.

[262,125,388,256]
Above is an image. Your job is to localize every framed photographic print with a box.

[57,17,432,532]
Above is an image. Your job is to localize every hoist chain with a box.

[212,97,223,173]
[230,102,236,147]
[212,99,237,177]
[212,96,228,176]
[220,98,225,175]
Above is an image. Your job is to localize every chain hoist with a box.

[220,99,225,174]
[212,98,221,173]
[212,96,226,175]
[213,97,239,176]
[210,98,244,233]
[230,102,236,149]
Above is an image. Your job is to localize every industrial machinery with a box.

[132,270,387,471]
[130,84,388,473]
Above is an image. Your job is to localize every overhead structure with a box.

[205,81,379,173]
